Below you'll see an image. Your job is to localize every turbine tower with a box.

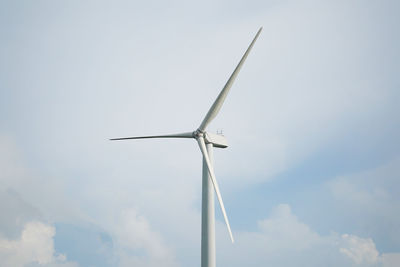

[111,27,262,267]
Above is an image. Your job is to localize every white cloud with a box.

[339,234,380,265]
[256,204,321,251]
[0,134,90,226]
[0,133,179,267]
[328,157,400,246]
[217,204,391,267]
[0,135,27,189]
[113,209,178,267]
[0,221,77,267]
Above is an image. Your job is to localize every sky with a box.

[0,0,399,266]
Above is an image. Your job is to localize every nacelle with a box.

[204,132,228,148]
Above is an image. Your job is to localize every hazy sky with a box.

[1,0,399,266]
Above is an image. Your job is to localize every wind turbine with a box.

[111,27,262,267]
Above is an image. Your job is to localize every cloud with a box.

[53,223,115,266]
[216,204,393,267]
[0,1,399,266]
[113,209,178,267]
[0,188,42,240]
[256,204,321,251]
[0,134,178,267]
[328,157,400,248]
[339,234,380,265]
[0,221,77,267]
[0,134,90,226]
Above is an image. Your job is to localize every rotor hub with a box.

[193,129,205,139]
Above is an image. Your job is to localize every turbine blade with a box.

[198,27,262,131]
[197,136,234,243]
[110,132,193,141]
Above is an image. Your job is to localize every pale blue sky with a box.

[1,0,399,266]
